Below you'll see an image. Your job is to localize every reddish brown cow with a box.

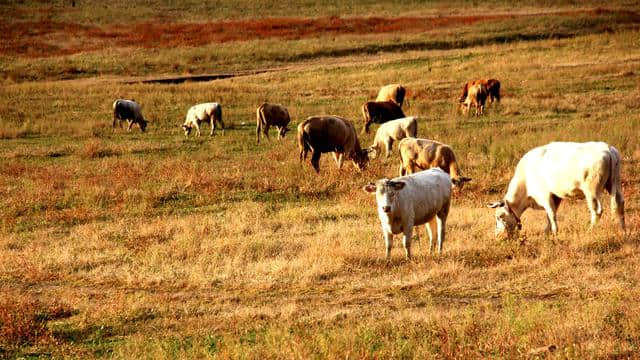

[458,79,501,105]
[361,100,406,134]
[297,115,370,173]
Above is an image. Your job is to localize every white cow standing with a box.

[363,168,452,260]
[182,102,224,136]
[488,141,625,237]
[368,116,418,159]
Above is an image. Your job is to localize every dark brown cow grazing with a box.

[458,79,501,105]
[297,115,370,173]
[398,137,472,189]
[376,84,406,108]
[256,103,291,143]
[361,100,406,134]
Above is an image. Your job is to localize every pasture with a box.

[1,1,640,358]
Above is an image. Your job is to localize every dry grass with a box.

[1,1,640,358]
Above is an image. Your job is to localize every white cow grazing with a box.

[488,141,625,237]
[182,102,224,136]
[363,168,452,260]
[113,99,147,132]
[368,116,418,159]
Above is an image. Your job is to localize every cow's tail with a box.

[297,122,312,162]
[607,146,625,231]
[361,103,370,134]
[112,100,120,128]
[256,104,265,143]
[216,105,224,133]
[458,82,469,103]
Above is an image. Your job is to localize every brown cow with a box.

[461,83,488,116]
[297,115,370,173]
[398,137,472,188]
[458,79,500,105]
[256,103,291,143]
[375,84,406,107]
[361,100,406,134]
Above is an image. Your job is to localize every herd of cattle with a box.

[112,80,626,260]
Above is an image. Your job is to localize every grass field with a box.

[2,1,640,358]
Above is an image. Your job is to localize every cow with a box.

[458,79,501,105]
[375,84,406,108]
[398,137,472,189]
[488,141,625,237]
[256,103,290,143]
[112,99,147,132]
[297,115,370,173]
[182,102,224,137]
[363,168,452,260]
[361,100,406,134]
[368,116,418,159]
[461,83,488,116]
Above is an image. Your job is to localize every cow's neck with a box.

[504,180,529,218]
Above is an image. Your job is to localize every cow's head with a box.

[487,200,521,238]
[139,119,148,132]
[363,179,406,214]
[181,124,192,136]
[278,126,290,139]
[451,176,472,190]
[354,149,372,171]
[366,146,379,160]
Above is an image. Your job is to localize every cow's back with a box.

[520,142,611,197]
[396,168,452,222]
[302,116,354,152]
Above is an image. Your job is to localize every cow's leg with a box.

[611,191,625,231]
[195,122,201,136]
[402,222,413,260]
[543,195,562,233]
[584,190,602,229]
[311,151,321,173]
[127,120,133,131]
[333,152,344,169]
[264,124,270,140]
[210,119,215,136]
[385,139,393,158]
[436,214,446,254]
[384,232,393,261]
[426,217,437,255]
[541,199,559,235]
[399,163,406,177]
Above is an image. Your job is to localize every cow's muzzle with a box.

[382,206,391,213]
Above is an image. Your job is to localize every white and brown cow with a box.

[368,116,418,159]
[460,83,488,116]
[398,138,472,189]
[256,103,291,143]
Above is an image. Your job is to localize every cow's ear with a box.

[459,176,472,183]
[487,200,505,208]
[390,181,405,190]
[362,183,377,193]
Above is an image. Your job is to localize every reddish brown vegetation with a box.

[0,11,597,58]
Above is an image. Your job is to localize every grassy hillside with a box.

[1,1,640,358]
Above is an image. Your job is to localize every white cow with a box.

[182,102,224,136]
[113,99,147,132]
[363,168,452,260]
[368,116,418,159]
[488,141,625,237]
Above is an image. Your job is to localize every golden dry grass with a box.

[1,1,640,358]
